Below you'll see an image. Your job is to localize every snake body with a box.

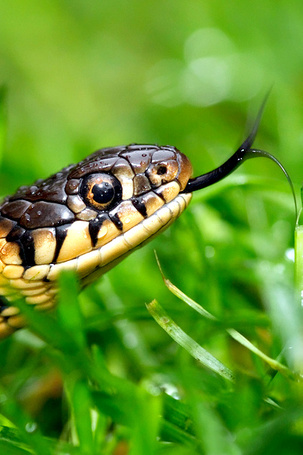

[0,145,193,337]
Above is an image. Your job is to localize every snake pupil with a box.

[92,182,114,204]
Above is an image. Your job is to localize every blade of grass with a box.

[0,426,33,455]
[159,419,198,448]
[64,379,94,455]
[146,299,234,382]
[259,262,303,377]
[226,329,293,378]
[0,440,32,455]
[155,252,294,379]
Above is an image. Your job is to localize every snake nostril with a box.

[157,166,167,176]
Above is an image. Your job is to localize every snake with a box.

[0,107,289,339]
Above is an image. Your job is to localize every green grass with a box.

[0,2,303,453]
[0,171,301,454]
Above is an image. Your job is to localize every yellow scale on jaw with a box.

[0,103,287,339]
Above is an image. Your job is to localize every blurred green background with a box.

[0,1,303,454]
[1,0,303,185]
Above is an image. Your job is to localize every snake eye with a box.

[80,173,122,210]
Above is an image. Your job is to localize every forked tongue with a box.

[183,98,297,217]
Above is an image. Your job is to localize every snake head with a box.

[0,145,192,302]
[0,144,194,336]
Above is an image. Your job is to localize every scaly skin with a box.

[0,144,193,337]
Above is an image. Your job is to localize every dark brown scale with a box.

[10,166,74,204]
[65,179,80,195]
[69,156,119,179]
[19,201,75,229]
[121,149,154,173]
[1,200,33,220]
[24,176,68,203]
[6,225,26,242]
